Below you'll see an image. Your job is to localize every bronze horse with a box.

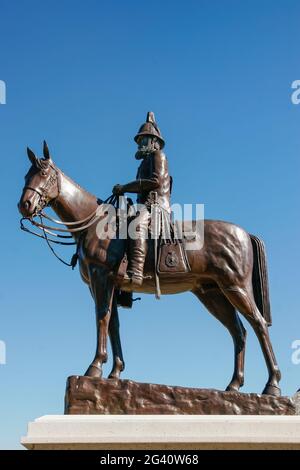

[18,143,281,396]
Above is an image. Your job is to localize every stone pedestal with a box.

[21,415,300,450]
[21,379,300,449]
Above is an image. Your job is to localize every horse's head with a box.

[18,141,60,217]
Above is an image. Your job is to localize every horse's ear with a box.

[43,140,50,160]
[27,147,37,165]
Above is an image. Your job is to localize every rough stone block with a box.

[65,376,295,415]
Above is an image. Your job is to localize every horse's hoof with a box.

[225,384,240,393]
[262,384,281,397]
[108,372,120,380]
[84,365,102,378]
[108,358,124,379]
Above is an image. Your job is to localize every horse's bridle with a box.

[23,163,109,229]
[21,163,118,267]
[23,163,61,215]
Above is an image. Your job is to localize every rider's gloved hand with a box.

[112,184,125,196]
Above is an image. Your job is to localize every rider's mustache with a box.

[135,145,155,159]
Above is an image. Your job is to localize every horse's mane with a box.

[33,157,99,202]
[59,167,97,201]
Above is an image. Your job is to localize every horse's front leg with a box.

[85,266,114,378]
[108,294,125,379]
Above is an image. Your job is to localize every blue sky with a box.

[0,0,299,449]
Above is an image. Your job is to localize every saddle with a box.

[156,210,191,275]
[157,238,190,274]
[116,211,190,290]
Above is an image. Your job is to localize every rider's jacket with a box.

[136,150,171,214]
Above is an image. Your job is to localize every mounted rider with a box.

[112,111,172,288]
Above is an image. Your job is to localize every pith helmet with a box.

[134,112,165,149]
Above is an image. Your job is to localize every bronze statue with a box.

[18,113,281,397]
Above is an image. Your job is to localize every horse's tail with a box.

[250,234,272,327]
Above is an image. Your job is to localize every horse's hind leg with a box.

[220,283,281,396]
[108,295,125,379]
[193,287,246,392]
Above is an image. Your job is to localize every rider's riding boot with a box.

[124,237,147,287]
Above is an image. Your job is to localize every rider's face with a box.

[138,136,152,149]
[135,136,161,159]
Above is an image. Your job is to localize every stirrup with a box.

[123,271,144,287]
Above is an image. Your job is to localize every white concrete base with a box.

[21,415,300,450]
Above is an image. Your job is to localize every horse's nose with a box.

[18,199,31,215]
[23,200,31,211]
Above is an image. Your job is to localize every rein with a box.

[20,194,117,268]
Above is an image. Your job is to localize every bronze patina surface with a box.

[19,113,282,399]
[65,376,295,416]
